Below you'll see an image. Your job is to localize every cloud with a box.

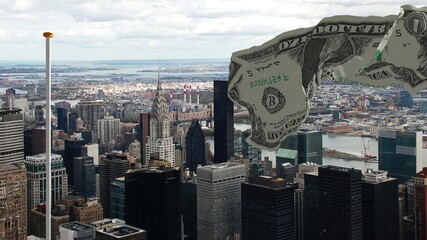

[0,0,424,60]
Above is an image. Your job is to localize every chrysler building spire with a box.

[146,66,176,166]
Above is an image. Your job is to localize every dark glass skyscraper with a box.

[318,166,363,240]
[110,176,125,220]
[99,152,130,218]
[277,130,323,167]
[214,80,234,163]
[303,172,320,240]
[139,112,150,165]
[57,107,68,132]
[73,156,96,199]
[125,168,181,240]
[242,176,297,240]
[378,129,422,183]
[185,120,206,172]
[68,112,78,134]
[297,130,322,165]
[362,170,399,240]
[64,139,85,186]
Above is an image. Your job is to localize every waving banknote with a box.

[357,5,427,95]
[228,15,396,151]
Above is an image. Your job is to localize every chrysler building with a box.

[146,69,176,166]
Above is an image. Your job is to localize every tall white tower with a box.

[146,68,176,166]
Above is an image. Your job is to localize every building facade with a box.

[378,129,423,182]
[138,112,150,166]
[213,81,234,163]
[318,166,363,240]
[185,120,206,172]
[74,156,96,198]
[64,138,86,186]
[75,100,104,131]
[97,116,120,144]
[0,108,24,165]
[0,163,27,240]
[25,153,68,231]
[242,176,298,240]
[110,177,125,220]
[57,107,68,132]
[197,163,245,240]
[362,170,399,240]
[99,153,130,218]
[125,168,181,240]
[413,167,427,240]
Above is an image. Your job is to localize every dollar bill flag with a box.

[228,5,427,151]
[358,5,427,95]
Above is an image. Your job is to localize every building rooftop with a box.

[97,225,146,238]
[247,175,297,189]
[0,164,21,172]
[0,108,21,115]
[60,221,94,231]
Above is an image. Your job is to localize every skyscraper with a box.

[277,130,323,167]
[99,152,130,218]
[5,88,15,109]
[181,178,197,240]
[125,168,181,240]
[139,112,150,165]
[0,108,24,165]
[32,127,46,155]
[75,100,104,131]
[185,120,206,172]
[197,163,245,239]
[413,167,427,240]
[303,172,320,239]
[362,170,399,240]
[25,153,68,230]
[34,105,45,125]
[0,163,27,239]
[110,177,125,220]
[68,112,78,134]
[64,138,85,186]
[214,80,234,163]
[74,156,96,199]
[146,73,175,166]
[97,116,120,144]
[297,130,322,165]
[378,129,423,182]
[242,176,298,240]
[317,166,363,240]
[57,107,68,132]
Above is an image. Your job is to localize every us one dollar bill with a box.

[357,5,427,95]
[228,13,400,151]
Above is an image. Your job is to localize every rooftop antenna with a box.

[157,60,162,93]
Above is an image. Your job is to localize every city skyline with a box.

[0,0,426,61]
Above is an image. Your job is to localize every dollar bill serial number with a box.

[250,74,290,89]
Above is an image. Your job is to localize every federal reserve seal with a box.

[261,87,286,114]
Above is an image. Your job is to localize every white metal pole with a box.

[43,31,53,240]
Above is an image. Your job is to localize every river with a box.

[207,123,427,173]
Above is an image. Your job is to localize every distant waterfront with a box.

[0,87,27,95]
[208,123,427,173]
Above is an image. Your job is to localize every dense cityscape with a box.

[0,59,427,240]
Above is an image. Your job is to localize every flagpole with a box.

[43,31,54,240]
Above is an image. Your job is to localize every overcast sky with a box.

[0,0,425,61]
